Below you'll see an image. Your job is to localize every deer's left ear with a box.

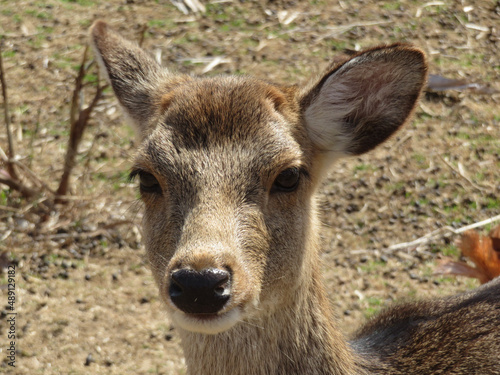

[300,44,427,160]
[90,21,192,140]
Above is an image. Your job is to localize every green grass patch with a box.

[412,197,430,207]
[363,296,383,319]
[486,198,500,210]
[382,2,401,11]
[83,72,98,84]
[323,39,348,52]
[1,50,16,58]
[434,275,456,285]
[1,8,14,16]
[411,153,429,168]
[0,189,8,205]
[175,33,200,45]
[12,13,22,23]
[440,244,460,257]
[474,172,486,182]
[359,259,387,273]
[24,9,52,20]
[58,0,96,6]
[354,163,375,172]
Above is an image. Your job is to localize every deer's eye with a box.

[272,168,300,193]
[138,172,162,194]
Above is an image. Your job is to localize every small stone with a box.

[84,354,94,366]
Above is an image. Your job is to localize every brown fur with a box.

[90,21,500,375]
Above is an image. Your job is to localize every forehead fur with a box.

[159,76,301,148]
[136,76,310,181]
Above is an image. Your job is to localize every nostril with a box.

[169,268,232,314]
[214,285,227,297]
[169,278,183,298]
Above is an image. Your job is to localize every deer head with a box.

[90,21,427,336]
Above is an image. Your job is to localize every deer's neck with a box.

[178,267,360,375]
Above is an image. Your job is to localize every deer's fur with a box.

[90,21,500,375]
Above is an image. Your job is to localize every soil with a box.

[0,0,499,374]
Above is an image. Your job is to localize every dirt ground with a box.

[0,0,499,374]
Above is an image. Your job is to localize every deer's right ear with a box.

[299,44,427,166]
[90,21,168,139]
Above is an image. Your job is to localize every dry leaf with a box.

[435,224,500,284]
[435,258,488,283]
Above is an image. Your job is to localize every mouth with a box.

[170,307,241,335]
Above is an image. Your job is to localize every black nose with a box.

[169,268,231,314]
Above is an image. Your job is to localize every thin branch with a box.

[0,205,20,213]
[56,76,107,203]
[351,214,500,253]
[0,144,53,197]
[0,36,18,180]
[453,215,500,234]
[0,176,37,197]
[33,220,135,241]
[12,159,56,194]
[70,45,88,126]
[314,20,393,43]
[438,155,490,192]
[138,24,148,47]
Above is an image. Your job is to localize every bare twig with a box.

[12,159,56,194]
[415,2,445,18]
[2,44,107,201]
[33,220,136,241]
[138,24,148,47]
[176,56,232,73]
[0,229,12,242]
[0,176,37,197]
[438,155,490,192]
[352,214,500,253]
[56,47,108,203]
[170,0,206,14]
[452,215,500,234]
[390,131,413,150]
[315,21,392,43]
[33,229,109,241]
[0,36,18,181]
[0,205,20,213]
[0,144,52,197]
[70,46,88,126]
[18,196,48,214]
[56,84,106,201]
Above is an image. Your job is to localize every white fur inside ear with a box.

[92,43,145,142]
[304,74,359,160]
[90,28,169,141]
[303,49,424,162]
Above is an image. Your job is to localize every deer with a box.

[89,21,500,375]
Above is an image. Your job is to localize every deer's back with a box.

[351,277,500,374]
